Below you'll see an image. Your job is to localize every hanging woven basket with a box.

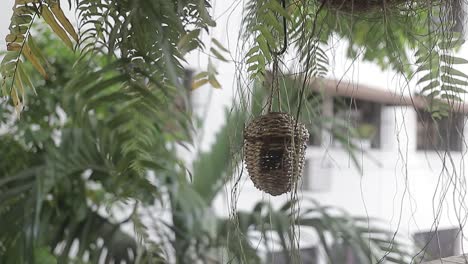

[244,112,309,196]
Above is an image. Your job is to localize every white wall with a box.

[0,2,12,47]
[212,108,468,259]
[201,1,468,259]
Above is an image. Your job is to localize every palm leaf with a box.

[217,199,415,263]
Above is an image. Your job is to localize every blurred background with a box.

[2,0,468,263]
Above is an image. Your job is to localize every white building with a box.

[187,1,468,263]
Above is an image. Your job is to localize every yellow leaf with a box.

[22,44,48,79]
[50,3,79,42]
[15,63,26,105]
[15,0,39,4]
[5,34,25,43]
[27,36,49,68]
[192,79,209,90]
[193,71,209,80]
[17,61,36,95]
[10,85,22,115]
[41,6,73,49]
[7,43,21,51]
[208,76,221,89]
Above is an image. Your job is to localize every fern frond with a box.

[1,0,77,113]
[75,0,216,91]
[415,32,467,118]
[243,0,290,80]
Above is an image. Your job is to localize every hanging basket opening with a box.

[244,112,309,196]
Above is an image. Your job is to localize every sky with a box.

[1,1,13,48]
[1,1,75,50]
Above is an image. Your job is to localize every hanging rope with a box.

[269,0,288,56]
[266,0,288,113]
[294,0,327,128]
[267,58,282,112]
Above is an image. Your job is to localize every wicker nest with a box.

[244,112,309,196]
[324,0,411,12]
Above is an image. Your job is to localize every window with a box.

[414,228,461,262]
[267,247,317,263]
[417,112,464,151]
[331,241,359,264]
[305,91,323,147]
[308,131,321,146]
[333,97,381,149]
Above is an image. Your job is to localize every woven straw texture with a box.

[244,112,309,196]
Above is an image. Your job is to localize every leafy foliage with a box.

[242,0,468,120]
[218,199,415,264]
[243,0,288,79]
[0,28,416,263]
[0,29,180,262]
[315,4,430,74]
[1,0,78,113]
[0,0,231,261]
[415,32,467,118]
[166,78,416,263]
[189,37,228,90]
[0,0,220,262]
[1,0,226,113]
[2,0,450,263]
